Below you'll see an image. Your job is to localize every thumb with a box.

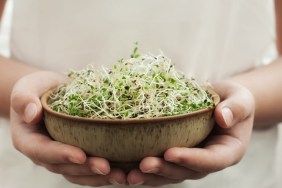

[11,71,67,125]
[11,91,42,125]
[213,81,255,128]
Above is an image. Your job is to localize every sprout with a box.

[48,50,215,119]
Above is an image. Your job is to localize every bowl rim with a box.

[41,87,220,124]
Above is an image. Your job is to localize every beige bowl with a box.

[41,88,219,169]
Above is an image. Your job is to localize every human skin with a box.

[126,60,282,186]
[127,1,282,184]
[0,0,282,186]
[8,63,255,187]
[127,1,282,185]
[276,0,282,54]
[6,51,281,187]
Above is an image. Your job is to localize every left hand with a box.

[126,80,255,186]
[10,71,127,186]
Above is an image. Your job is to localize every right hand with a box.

[10,71,126,186]
[126,80,255,186]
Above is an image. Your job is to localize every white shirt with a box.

[0,0,279,187]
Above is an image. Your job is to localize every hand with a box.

[127,80,255,186]
[10,71,126,186]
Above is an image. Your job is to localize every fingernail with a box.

[165,157,180,163]
[129,181,144,186]
[109,179,124,185]
[222,107,233,127]
[92,167,106,175]
[143,168,159,173]
[24,103,37,123]
[68,157,83,164]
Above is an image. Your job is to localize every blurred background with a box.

[0,0,11,57]
[0,0,281,186]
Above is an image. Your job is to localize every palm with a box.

[126,81,255,186]
[10,71,127,186]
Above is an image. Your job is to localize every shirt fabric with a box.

[0,0,280,187]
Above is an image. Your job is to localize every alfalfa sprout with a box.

[48,48,214,119]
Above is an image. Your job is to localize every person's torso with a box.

[5,1,279,188]
[11,0,275,82]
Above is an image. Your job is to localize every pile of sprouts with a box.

[48,47,215,119]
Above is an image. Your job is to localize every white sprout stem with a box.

[48,51,215,119]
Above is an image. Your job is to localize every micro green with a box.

[48,49,215,119]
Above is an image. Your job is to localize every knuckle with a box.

[64,175,109,187]
[63,175,83,185]
[27,147,41,161]
[187,173,207,180]
[23,143,46,164]
[31,159,41,166]
[44,164,62,174]
[11,134,21,152]
[10,91,25,113]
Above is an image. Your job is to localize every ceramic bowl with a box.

[41,88,220,170]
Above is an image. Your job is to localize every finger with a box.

[213,81,254,128]
[11,91,43,125]
[11,71,67,124]
[139,157,206,180]
[21,136,87,165]
[164,142,243,173]
[64,168,126,187]
[127,169,183,187]
[11,116,87,165]
[43,163,94,176]
[42,157,111,176]
[89,157,111,175]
